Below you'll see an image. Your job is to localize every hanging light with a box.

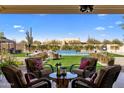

[80,5,94,13]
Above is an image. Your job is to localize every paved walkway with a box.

[113,72,124,88]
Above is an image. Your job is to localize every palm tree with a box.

[25,27,33,52]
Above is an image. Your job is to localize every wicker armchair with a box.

[1,65,51,88]
[70,57,98,78]
[25,57,54,78]
[71,65,121,88]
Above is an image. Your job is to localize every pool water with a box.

[56,50,89,56]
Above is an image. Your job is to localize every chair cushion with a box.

[27,58,43,71]
[79,59,90,69]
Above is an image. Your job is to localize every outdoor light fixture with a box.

[80,5,94,13]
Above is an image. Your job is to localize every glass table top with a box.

[49,72,77,79]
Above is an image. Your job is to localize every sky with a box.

[0,14,124,42]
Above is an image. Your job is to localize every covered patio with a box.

[0,5,124,88]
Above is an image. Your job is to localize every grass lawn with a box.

[12,53,29,57]
[46,56,102,71]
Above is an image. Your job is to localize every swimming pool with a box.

[56,50,89,56]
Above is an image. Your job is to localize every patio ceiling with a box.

[0,5,124,14]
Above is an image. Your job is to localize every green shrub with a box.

[0,54,23,68]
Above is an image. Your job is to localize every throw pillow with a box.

[79,59,90,69]
[33,58,43,70]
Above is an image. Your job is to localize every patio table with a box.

[49,72,77,88]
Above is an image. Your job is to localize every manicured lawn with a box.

[12,53,28,57]
[47,56,102,71]
[47,56,82,67]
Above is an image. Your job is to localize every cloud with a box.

[95,26,105,31]
[13,25,25,33]
[19,29,25,32]
[13,25,22,28]
[97,14,108,17]
[115,21,123,25]
[108,26,114,28]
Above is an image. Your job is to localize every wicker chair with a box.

[25,57,54,78]
[71,65,121,88]
[70,57,98,78]
[1,65,51,88]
